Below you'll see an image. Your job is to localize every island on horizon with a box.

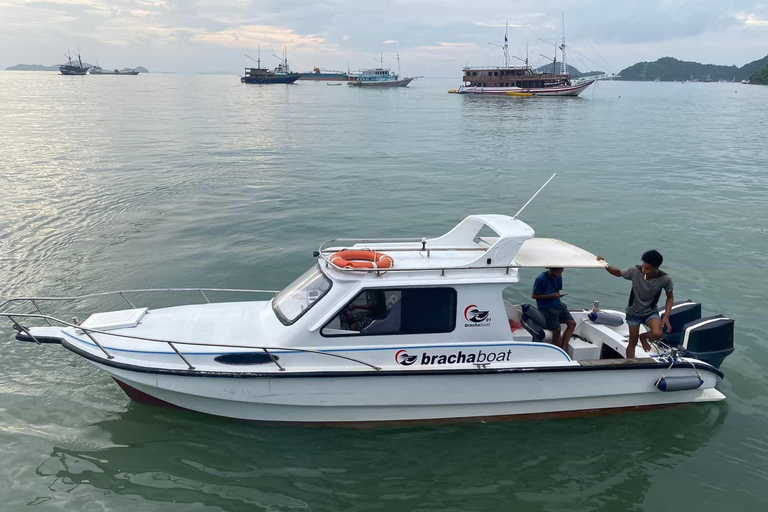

[6,63,150,73]
[618,55,768,84]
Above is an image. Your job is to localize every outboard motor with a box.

[678,315,735,368]
[661,301,702,347]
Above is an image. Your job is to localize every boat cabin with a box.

[270,214,606,352]
[462,66,570,89]
[356,68,398,82]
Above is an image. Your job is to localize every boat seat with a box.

[362,300,402,334]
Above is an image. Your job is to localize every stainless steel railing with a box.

[317,238,521,276]
[2,311,381,372]
[0,287,282,313]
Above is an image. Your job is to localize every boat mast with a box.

[552,41,557,75]
[76,47,83,69]
[560,12,567,76]
[504,20,510,68]
[397,49,401,78]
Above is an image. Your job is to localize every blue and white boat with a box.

[349,53,416,87]
[349,68,414,87]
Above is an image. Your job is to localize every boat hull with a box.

[241,74,301,84]
[458,80,595,96]
[96,361,723,424]
[349,78,414,88]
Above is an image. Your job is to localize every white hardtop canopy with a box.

[513,238,608,268]
[319,214,607,279]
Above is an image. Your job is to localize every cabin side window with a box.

[321,287,456,337]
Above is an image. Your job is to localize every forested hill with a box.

[750,65,768,85]
[618,55,768,82]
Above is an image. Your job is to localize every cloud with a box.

[191,24,338,51]
[734,13,768,26]
[2,0,767,74]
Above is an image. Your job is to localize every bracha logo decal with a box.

[464,304,489,322]
[395,349,418,366]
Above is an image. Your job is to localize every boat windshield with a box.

[272,265,333,325]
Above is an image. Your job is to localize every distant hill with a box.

[6,64,59,71]
[751,65,768,85]
[6,64,150,73]
[535,63,604,78]
[618,56,768,82]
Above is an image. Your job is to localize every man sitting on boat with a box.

[601,250,674,359]
[340,303,376,331]
[531,268,576,351]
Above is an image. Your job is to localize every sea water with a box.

[1,72,767,511]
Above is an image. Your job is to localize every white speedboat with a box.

[2,215,734,425]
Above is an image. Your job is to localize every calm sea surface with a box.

[1,71,767,511]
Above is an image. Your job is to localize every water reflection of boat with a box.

[34,402,727,509]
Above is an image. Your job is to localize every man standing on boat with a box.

[531,268,576,352]
[601,250,674,359]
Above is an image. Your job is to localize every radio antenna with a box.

[512,173,557,220]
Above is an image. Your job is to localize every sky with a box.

[1,0,767,75]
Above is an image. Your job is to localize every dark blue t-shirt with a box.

[533,271,562,309]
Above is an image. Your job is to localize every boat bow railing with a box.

[0,287,281,318]
[1,309,382,373]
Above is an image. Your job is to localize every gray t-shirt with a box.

[622,265,674,316]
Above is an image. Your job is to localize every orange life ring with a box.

[330,250,394,269]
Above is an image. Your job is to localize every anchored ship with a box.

[59,48,90,76]
[349,52,416,87]
[90,65,139,75]
[456,20,594,96]
[299,67,352,81]
[241,49,301,84]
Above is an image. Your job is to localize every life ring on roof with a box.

[330,250,394,269]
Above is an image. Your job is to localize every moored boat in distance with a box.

[349,52,416,87]
[349,68,414,87]
[1,177,735,425]
[59,48,90,76]
[241,49,301,84]
[456,20,595,96]
[90,65,139,75]
[299,67,352,81]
